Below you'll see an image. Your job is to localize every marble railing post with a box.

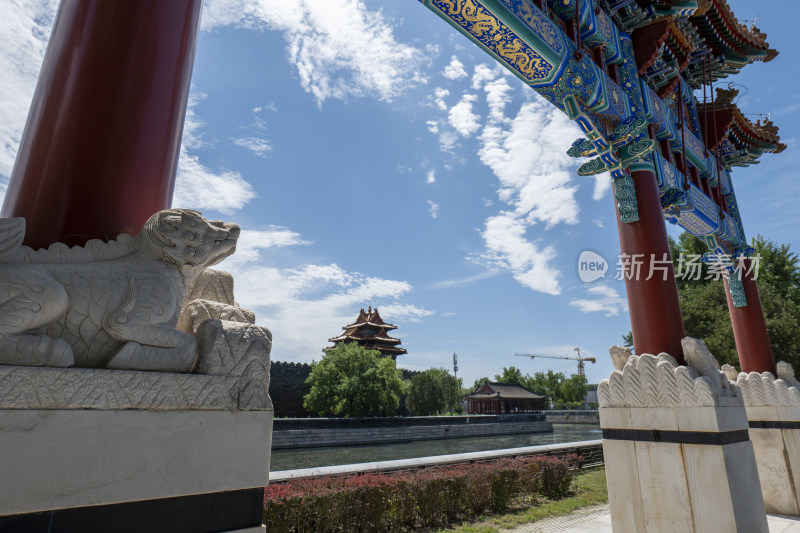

[1,0,203,249]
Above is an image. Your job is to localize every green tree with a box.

[527,370,565,403]
[668,233,800,369]
[303,343,407,417]
[407,368,463,415]
[557,374,590,405]
[494,366,524,384]
[472,377,491,390]
[622,331,634,349]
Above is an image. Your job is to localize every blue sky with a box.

[0,0,797,386]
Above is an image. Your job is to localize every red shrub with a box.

[263,454,575,532]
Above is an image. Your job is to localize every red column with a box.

[615,169,686,362]
[723,260,776,374]
[1,0,203,249]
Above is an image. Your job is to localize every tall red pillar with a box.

[1,0,203,249]
[723,260,776,374]
[615,169,686,363]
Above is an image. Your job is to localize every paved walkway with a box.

[502,505,800,532]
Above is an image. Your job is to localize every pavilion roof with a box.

[342,306,398,331]
[697,88,786,167]
[465,382,546,400]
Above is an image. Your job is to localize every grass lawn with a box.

[438,466,608,533]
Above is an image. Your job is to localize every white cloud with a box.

[593,172,612,200]
[426,169,436,184]
[425,120,440,134]
[471,63,498,90]
[442,55,467,80]
[202,0,426,106]
[433,87,450,111]
[173,94,257,213]
[569,284,628,316]
[442,311,456,317]
[478,98,581,227]
[438,130,458,153]
[428,199,440,219]
[448,93,480,137]
[220,229,432,361]
[233,136,273,157]
[380,303,435,322]
[480,212,561,294]
[0,0,58,195]
[429,270,499,290]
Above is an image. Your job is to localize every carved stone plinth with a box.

[599,339,768,533]
[0,235,273,532]
[725,362,800,516]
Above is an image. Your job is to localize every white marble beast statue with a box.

[0,209,239,372]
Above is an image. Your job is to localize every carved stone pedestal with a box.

[0,262,273,531]
[600,341,768,533]
[727,363,800,516]
[0,334,273,533]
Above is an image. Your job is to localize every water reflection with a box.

[270,423,602,471]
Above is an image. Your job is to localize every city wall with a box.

[271,414,552,449]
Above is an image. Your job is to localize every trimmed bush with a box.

[263,454,578,532]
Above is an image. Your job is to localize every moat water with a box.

[270,423,602,471]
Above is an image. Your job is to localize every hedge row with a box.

[263,454,578,532]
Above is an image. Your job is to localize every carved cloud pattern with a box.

[598,352,741,408]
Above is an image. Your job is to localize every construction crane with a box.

[514,347,596,377]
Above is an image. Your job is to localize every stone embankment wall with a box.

[545,410,600,425]
[269,361,422,417]
[271,414,552,449]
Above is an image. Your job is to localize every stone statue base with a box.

[727,363,800,516]
[600,340,768,532]
[0,265,273,532]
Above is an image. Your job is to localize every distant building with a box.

[328,307,407,360]
[465,382,546,414]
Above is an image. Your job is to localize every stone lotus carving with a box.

[598,337,739,408]
[0,209,239,373]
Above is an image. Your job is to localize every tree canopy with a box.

[625,233,800,368]
[303,343,407,417]
[407,368,462,415]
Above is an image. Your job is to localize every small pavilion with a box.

[465,382,546,414]
[328,307,407,360]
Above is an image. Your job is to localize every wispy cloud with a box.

[569,284,628,316]
[427,199,440,219]
[233,136,273,157]
[202,0,427,106]
[433,87,450,111]
[442,55,467,80]
[428,270,500,290]
[426,169,436,184]
[173,93,257,213]
[424,64,585,296]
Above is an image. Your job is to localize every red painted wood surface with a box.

[724,260,777,374]
[1,0,203,249]
[614,168,686,363]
